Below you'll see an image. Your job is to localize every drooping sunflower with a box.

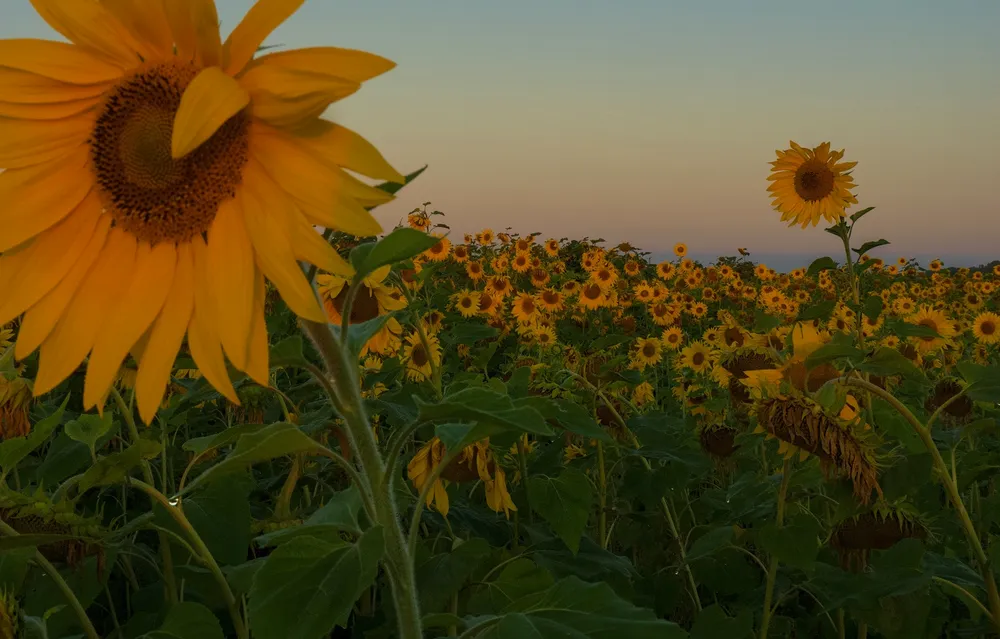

[0,0,404,423]
[766,141,858,228]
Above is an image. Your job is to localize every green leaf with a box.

[0,534,91,551]
[79,439,162,493]
[416,537,492,611]
[417,388,554,439]
[885,318,940,339]
[806,256,838,277]
[527,469,593,554]
[755,514,821,569]
[443,323,499,346]
[957,363,1000,403]
[464,576,686,638]
[64,413,113,455]
[804,334,864,369]
[467,558,554,614]
[269,336,307,369]
[859,347,926,381]
[141,602,224,639]
[519,397,613,443]
[356,228,440,279]
[332,313,392,358]
[686,526,734,563]
[862,295,883,321]
[690,604,754,639]
[255,486,364,546]
[849,206,876,223]
[853,239,890,256]
[248,527,385,639]
[0,395,69,473]
[752,310,783,333]
[373,164,427,196]
[587,334,633,353]
[797,300,836,321]
[184,422,323,494]
[182,423,268,456]
[182,475,252,566]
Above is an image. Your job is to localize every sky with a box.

[8,1,1000,270]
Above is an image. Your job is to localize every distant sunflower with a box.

[536,288,565,312]
[403,332,441,382]
[673,243,687,257]
[0,0,403,423]
[511,292,539,324]
[661,327,684,350]
[767,141,858,228]
[907,306,955,353]
[680,341,713,373]
[424,235,451,261]
[466,261,485,282]
[534,325,557,348]
[577,283,606,310]
[544,239,560,256]
[632,337,663,369]
[453,290,481,318]
[972,311,1000,345]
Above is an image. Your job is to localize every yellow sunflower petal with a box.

[101,0,173,60]
[15,216,112,361]
[0,113,93,170]
[206,196,255,371]
[0,39,124,84]
[136,243,195,425]
[244,270,270,386]
[240,63,359,127]
[0,146,93,252]
[28,0,141,68]
[84,241,177,410]
[162,0,198,61]
[223,0,306,76]
[293,120,404,182]
[0,190,103,325]
[290,213,353,278]
[189,238,239,403]
[0,97,101,120]
[240,164,325,322]
[171,66,249,159]
[33,228,137,396]
[249,46,397,84]
[0,68,111,104]
[188,0,223,67]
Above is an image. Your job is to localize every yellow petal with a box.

[189,237,239,403]
[15,216,112,361]
[223,0,306,76]
[292,120,404,182]
[171,66,249,159]
[291,213,353,278]
[188,0,223,67]
[0,68,111,104]
[0,190,103,325]
[206,195,255,371]
[244,269,269,386]
[28,0,141,68]
[0,113,94,170]
[136,243,195,425]
[240,163,324,322]
[162,0,198,62]
[84,241,177,410]
[0,39,125,84]
[0,145,93,251]
[101,0,173,60]
[0,97,101,120]
[240,63,359,127]
[248,46,396,84]
[33,227,137,396]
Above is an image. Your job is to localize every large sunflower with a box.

[767,141,858,228]
[0,0,404,423]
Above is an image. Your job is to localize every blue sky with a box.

[7,1,999,266]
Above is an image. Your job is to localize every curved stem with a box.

[128,478,248,639]
[0,519,100,639]
[300,318,423,639]
[933,576,994,623]
[314,446,377,520]
[837,376,1000,633]
[110,386,178,606]
[760,458,792,639]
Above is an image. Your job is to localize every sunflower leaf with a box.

[0,394,69,475]
[373,164,427,197]
[753,310,783,333]
[356,228,441,280]
[853,239,890,256]
[806,256,838,277]
[527,469,593,554]
[859,348,926,382]
[797,300,836,321]
[269,335,307,369]
[140,602,224,639]
[849,206,876,223]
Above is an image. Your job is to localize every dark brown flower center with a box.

[981,320,996,336]
[794,158,836,202]
[91,62,250,244]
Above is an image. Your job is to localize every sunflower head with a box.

[767,141,859,228]
[830,501,927,572]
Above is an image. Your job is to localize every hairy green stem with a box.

[301,318,423,639]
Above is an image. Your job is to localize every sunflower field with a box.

[2,2,1000,639]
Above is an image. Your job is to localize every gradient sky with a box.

[8,1,999,267]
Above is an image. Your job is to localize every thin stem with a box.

[836,376,1000,633]
[760,458,792,639]
[517,437,533,524]
[128,478,248,639]
[596,441,608,549]
[0,519,100,639]
[932,576,994,622]
[111,386,178,606]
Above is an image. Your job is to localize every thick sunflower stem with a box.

[301,319,423,639]
[760,458,792,639]
[837,376,1000,634]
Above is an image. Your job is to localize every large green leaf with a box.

[418,388,555,445]
[690,604,753,639]
[0,395,69,474]
[355,227,440,279]
[78,439,162,493]
[141,602,224,639]
[527,469,593,554]
[248,527,385,639]
[462,577,687,638]
[255,485,365,546]
[182,474,253,566]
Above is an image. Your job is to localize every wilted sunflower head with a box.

[830,501,927,572]
[925,377,974,424]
